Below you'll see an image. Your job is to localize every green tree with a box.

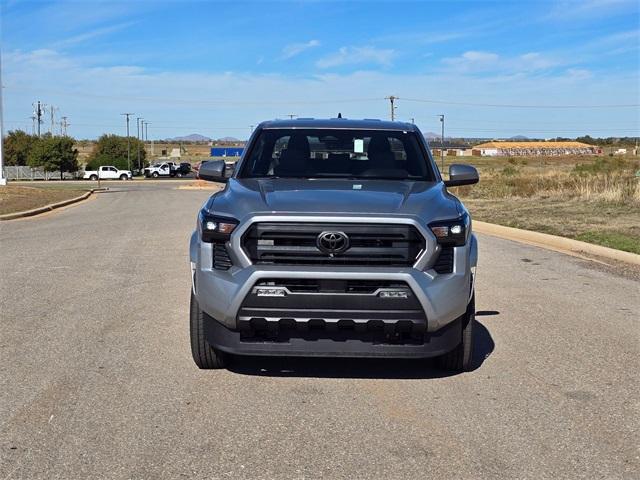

[28,135,79,179]
[3,130,39,166]
[86,134,146,171]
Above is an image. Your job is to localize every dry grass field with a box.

[0,185,87,215]
[446,155,640,254]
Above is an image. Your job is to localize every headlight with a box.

[428,213,469,247]
[199,211,239,243]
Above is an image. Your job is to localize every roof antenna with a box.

[337,112,342,119]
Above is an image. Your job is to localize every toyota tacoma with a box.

[189,118,479,371]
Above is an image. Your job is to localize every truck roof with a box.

[258,118,418,132]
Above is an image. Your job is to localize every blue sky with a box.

[2,0,639,139]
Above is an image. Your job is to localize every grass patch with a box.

[0,185,87,215]
[574,231,640,254]
[451,155,640,254]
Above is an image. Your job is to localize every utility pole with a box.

[34,101,45,137]
[286,114,297,119]
[439,114,445,173]
[411,117,415,124]
[30,115,36,135]
[385,95,397,121]
[0,49,6,185]
[121,113,134,172]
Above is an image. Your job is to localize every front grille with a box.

[242,222,425,266]
[432,246,454,274]
[213,241,232,270]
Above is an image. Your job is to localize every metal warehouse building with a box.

[472,141,600,156]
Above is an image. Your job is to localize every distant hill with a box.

[167,134,211,142]
[424,132,441,140]
[217,136,240,142]
[508,135,530,140]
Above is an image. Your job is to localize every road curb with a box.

[474,221,640,266]
[0,188,106,221]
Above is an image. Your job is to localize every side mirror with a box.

[224,162,236,178]
[444,164,479,187]
[199,160,227,182]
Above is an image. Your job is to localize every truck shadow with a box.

[227,317,496,379]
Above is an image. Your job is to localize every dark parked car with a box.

[174,162,192,177]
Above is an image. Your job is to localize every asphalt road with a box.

[1,182,638,479]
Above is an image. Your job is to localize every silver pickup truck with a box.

[189,118,479,371]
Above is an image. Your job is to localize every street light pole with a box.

[439,114,445,173]
[0,49,7,186]
[121,113,134,173]
[136,117,143,174]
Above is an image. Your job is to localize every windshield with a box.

[238,129,434,180]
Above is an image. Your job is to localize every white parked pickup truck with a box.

[83,166,132,180]
[144,162,175,178]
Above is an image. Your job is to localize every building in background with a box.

[472,141,600,156]
[211,147,244,158]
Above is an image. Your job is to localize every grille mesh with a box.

[242,222,425,267]
[213,241,232,270]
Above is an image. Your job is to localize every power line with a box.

[4,85,380,106]
[402,97,640,109]
[8,84,639,109]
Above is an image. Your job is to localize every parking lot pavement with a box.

[1,182,638,479]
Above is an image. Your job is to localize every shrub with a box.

[86,134,146,171]
[27,135,79,179]
[3,130,39,166]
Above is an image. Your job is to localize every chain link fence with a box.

[2,166,81,181]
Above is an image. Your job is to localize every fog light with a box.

[379,289,409,299]
[450,224,463,235]
[205,221,217,231]
[255,287,287,297]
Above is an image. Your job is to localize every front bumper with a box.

[191,231,477,333]
[203,310,462,358]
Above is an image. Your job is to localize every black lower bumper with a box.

[203,314,461,359]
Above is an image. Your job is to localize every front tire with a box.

[152,172,159,178]
[190,292,227,369]
[437,295,475,372]
[120,174,128,181]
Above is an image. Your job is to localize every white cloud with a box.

[53,22,136,48]
[3,48,637,139]
[546,0,638,20]
[564,68,593,80]
[316,46,395,69]
[442,51,500,72]
[442,50,563,74]
[281,40,320,59]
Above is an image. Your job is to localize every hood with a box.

[206,178,462,223]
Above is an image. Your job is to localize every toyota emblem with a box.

[317,231,350,255]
